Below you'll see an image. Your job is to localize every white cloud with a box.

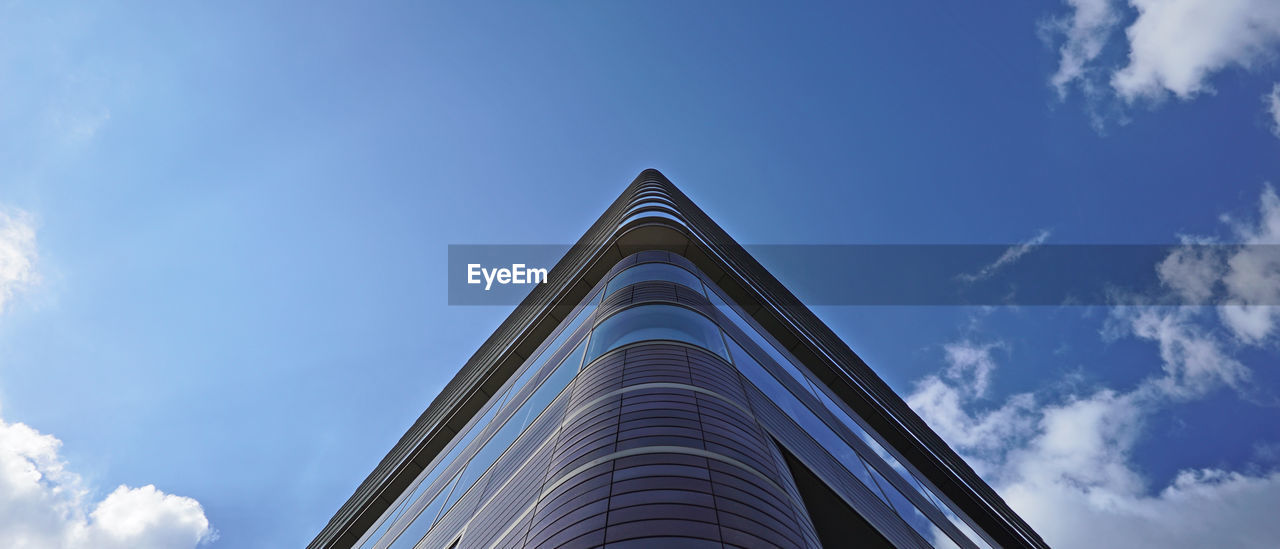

[1150,185,1280,344]
[0,413,214,549]
[908,343,1280,548]
[1218,185,1280,343]
[1048,0,1120,99]
[0,208,38,314]
[906,186,1280,546]
[1047,0,1280,126]
[958,229,1052,283]
[1120,307,1250,398]
[1113,0,1280,101]
[905,374,1036,463]
[1049,0,1121,98]
[1003,465,1280,548]
[0,208,213,548]
[1266,84,1280,138]
[1156,238,1221,304]
[942,341,1003,398]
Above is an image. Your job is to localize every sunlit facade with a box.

[311,171,1046,548]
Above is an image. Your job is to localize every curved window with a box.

[605,262,704,298]
[585,304,728,364]
[619,210,685,229]
[627,194,678,210]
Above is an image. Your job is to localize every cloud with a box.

[1048,0,1120,100]
[0,207,213,548]
[1112,0,1280,101]
[942,341,1003,398]
[1118,307,1250,397]
[908,338,1280,548]
[1046,0,1280,126]
[0,208,38,314]
[905,186,1280,547]
[50,108,112,144]
[1150,185,1280,343]
[0,413,215,549]
[1267,84,1280,139]
[1218,185,1280,343]
[905,373,1036,469]
[957,229,1052,283]
[1155,237,1222,304]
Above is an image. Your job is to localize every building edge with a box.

[309,170,1047,549]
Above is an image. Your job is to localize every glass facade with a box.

[585,303,727,363]
[354,254,998,549]
[701,275,995,549]
[318,173,1043,549]
[356,286,601,549]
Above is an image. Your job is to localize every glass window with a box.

[619,210,686,228]
[725,337,892,509]
[705,284,820,394]
[436,338,587,525]
[809,376,991,549]
[388,471,461,549]
[585,304,728,364]
[368,289,602,547]
[604,263,704,298]
[708,280,991,549]
[502,291,596,409]
[864,461,941,547]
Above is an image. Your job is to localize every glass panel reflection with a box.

[585,304,728,364]
[707,280,990,549]
[369,289,600,548]
[387,471,461,548]
[604,262,705,298]
[725,337,892,509]
[435,338,586,526]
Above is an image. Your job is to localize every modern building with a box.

[310,170,1046,548]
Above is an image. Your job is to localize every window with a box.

[604,262,704,298]
[585,304,728,364]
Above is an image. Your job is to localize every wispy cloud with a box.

[0,208,38,314]
[1154,185,1280,344]
[957,229,1052,283]
[1267,84,1280,140]
[1046,0,1119,101]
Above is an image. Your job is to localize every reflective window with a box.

[809,372,991,549]
[619,209,685,228]
[431,337,587,531]
[707,280,990,549]
[605,263,704,298]
[502,290,597,408]
[387,471,461,548]
[864,461,940,546]
[585,304,728,364]
[705,283,817,393]
[725,337,892,509]
[367,289,601,548]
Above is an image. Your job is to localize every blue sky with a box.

[1,1,1279,547]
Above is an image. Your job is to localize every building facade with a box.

[311,171,1046,549]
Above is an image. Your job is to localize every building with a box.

[310,170,1047,548]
